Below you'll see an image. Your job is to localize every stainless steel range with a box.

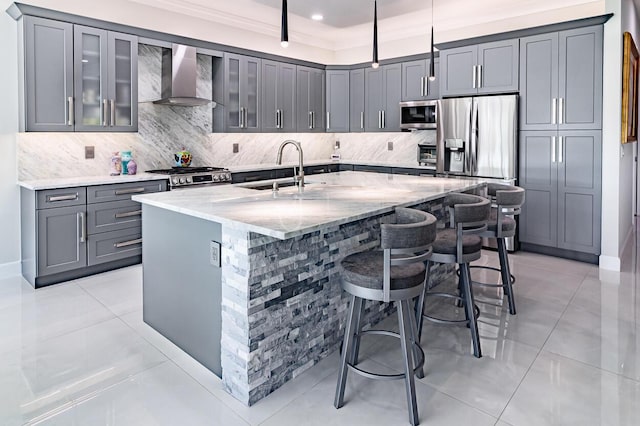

[146,167,232,189]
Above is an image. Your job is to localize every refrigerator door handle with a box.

[469,100,478,175]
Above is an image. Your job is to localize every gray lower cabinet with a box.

[214,53,261,132]
[440,39,518,97]
[519,130,601,255]
[21,180,166,287]
[401,58,439,101]
[296,66,325,132]
[22,16,138,132]
[262,60,296,132]
[326,70,350,132]
[349,69,366,132]
[365,63,401,132]
[520,25,603,131]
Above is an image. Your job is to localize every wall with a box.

[0,0,20,277]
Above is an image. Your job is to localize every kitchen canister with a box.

[109,152,122,176]
[121,151,132,175]
[126,158,137,175]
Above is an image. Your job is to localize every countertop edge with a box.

[18,174,169,190]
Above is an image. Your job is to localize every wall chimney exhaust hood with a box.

[153,44,215,107]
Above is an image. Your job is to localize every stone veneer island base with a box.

[134,172,485,405]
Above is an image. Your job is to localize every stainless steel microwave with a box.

[400,100,438,130]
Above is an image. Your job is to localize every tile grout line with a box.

[494,268,592,423]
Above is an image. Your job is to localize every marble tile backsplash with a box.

[17,44,432,180]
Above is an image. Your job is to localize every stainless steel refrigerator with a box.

[436,94,518,183]
[436,94,519,249]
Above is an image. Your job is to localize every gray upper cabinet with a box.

[262,60,296,132]
[219,53,261,133]
[440,39,518,97]
[401,58,439,101]
[22,17,137,132]
[365,63,401,132]
[349,69,366,132]
[296,66,324,132]
[519,130,601,255]
[326,70,350,132]
[520,25,602,131]
[23,16,74,132]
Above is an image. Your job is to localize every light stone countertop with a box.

[18,173,169,190]
[227,159,435,173]
[133,171,485,240]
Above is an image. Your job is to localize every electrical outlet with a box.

[210,241,221,267]
[387,141,393,151]
[85,146,95,159]
[233,143,239,153]
[335,140,340,149]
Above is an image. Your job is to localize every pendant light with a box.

[428,0,435,81]
[281,0,289,48]
[372,0,379,68]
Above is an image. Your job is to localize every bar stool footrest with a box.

[468,265,515,286]
[421,292,480,325]
[347,329,424,380]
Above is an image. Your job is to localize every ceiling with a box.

[253,0,430,29]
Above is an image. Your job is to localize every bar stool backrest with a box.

[379,207,437,302]
[488,184,525,238]
[445,193,491,262]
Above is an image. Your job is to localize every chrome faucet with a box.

[274,140,304,192]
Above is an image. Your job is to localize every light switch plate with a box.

[233,143,239,153]
[85,146,95,159]
[210,241,221,267]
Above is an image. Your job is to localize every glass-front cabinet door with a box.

[74,26,108,131]
[107,32,138,131]
[74,26,137,132]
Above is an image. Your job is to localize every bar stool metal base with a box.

[420,291,481,325]
[470,238,517,315]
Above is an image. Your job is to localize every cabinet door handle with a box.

[275,110,279,128]
[239,107,245,128]
[78,212,86,243]
[558,136,563,163]
[102,99,109,126]
[478,65,483,88]
[472,65,477,89]
[110,99,116,126]
[67,97,74,126]
[327,111,330,130]
[115,210,142,219]
[421,76,425,97]
[382,110,386,129]
[309,111,313,129]
[245,108,249,129]
[559,98,564,124]
[48,193,78,202]
[114,238,142,248]
[312,111,316,129]
[114,187,146,195]
[360,111,364,129]
[552,136,556,163]
[552,98,557,125]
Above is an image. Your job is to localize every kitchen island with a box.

[133,171,484,405]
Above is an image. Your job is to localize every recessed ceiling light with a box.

[311,14,323,21]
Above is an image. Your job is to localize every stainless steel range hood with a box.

[153,44,215,107]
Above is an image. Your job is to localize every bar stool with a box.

[416,193,490,358]
[471,183,525,315]
[335,207,437,426]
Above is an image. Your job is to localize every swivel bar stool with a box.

[335,207,437,426]
[416,193,490,358]
[471,183,525,315]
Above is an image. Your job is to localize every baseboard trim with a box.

[520,243,599,264]
[0,261,21,279]
[599,255,621,271]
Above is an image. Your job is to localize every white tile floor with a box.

[1,232,639,426]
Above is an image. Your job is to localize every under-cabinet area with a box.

[20,179,166,287]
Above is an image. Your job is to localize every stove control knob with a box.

[224,173,231,181]
[213,174,220,182]
[186,177,192,183]
[179,178,185,184]
[172,178,179,185]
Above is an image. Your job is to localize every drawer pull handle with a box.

[114,238,142,248]
[114,188,146,195]
[48,193,78,202]
[115,210,142,219]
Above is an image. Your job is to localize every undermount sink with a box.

[243,180,324,191]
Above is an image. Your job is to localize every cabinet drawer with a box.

[37,187,87,209]
[87,199,142,234]
[87,180,167,204]
[88,228,142,266]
